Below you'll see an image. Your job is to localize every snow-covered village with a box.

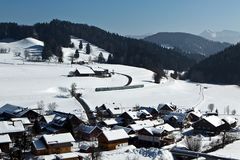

[1,1,240,160]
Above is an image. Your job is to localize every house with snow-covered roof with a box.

[100,117,123,127]
[139,106,159,118]
[163,112,187,128]
[222,116,238,130]
[0,120,25,142]
[90,66,111,77]
[76,124,102,141]
[98,129,129,150]
[127,119,161,132]
[0,103,41,122]
[31,132,75,155]
[157,103,177,115]
[68,66,95,77]
[192,115,226,134]
[137,123,175,147]
[186,109,202,122]
[96,103,124,118]
[37,111,84,136]
[119,110,153,126]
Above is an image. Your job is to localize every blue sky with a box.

[0,0,239,35]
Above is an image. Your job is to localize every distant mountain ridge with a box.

[199,30,240,44]
[144,32,231,56]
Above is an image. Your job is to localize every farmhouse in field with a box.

[90,66,111,77]
[69,66,95,77]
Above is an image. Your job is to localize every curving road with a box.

[115,72,132,86]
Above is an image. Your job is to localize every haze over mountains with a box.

[144,32,230,56]
[199,30,240,44]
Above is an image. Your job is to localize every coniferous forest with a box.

[187,44,240,84]
[0,19,195,73]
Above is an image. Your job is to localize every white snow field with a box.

[210,140,240,159]
[0,37,240,119]
[0,37,44,64]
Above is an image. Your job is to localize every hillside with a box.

[200,30,240,44]
[0,37,44,63]
[187,44,240,84]
[0,20,196,71]
[144,32,230,56]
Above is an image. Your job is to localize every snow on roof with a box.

[56,152,83,159]
[102,129,129,141]
[155,123,175,132]
[164,112,186,122]
[90,66,106,72]
[128,124,145,131]
[189,110,202,118]
[103,118,123,126]
[158,103,176,111]
[78,124,100,134]
[112,125,133,134]
[11,117,31,125]
[43,133,75,145]
[140,123,175,135]
[137,109,152,118]
[104,103,124,115]
[123,111,139,120]
[107,107,123,115]
[74,66,95,74]
[37,152,83,160]
[135,119,155,126]
[223,116,237,125]
[204,116,224,127]
[0,103,26,114]
[129,119,162,131]
[0,134,11,144]
[0,121,25,134]
[43,115,55,123]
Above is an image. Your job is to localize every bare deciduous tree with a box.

[184,136,202,152]
[208,104,214,112]
[47,102,58,113]
[232,109,236,115]
[226,105,230,115]
[37,100,45,115]
[70,83,77,97]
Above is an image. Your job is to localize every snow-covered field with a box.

[210,140,240,159]
[0,37,240,120]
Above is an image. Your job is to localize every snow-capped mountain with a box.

[199,30,240,44]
